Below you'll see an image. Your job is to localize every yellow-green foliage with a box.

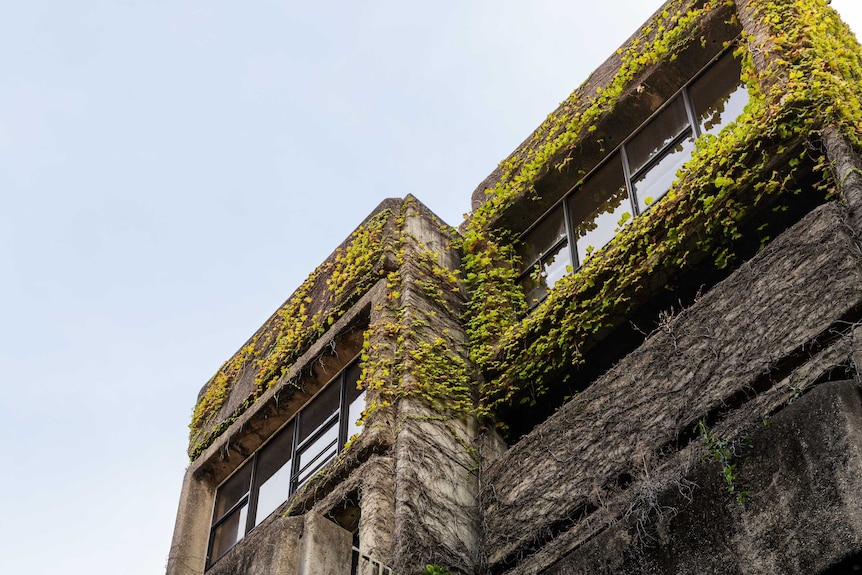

[359,204,474,425]
[189,209,393,459]
[462,0,862,420]
[749,0,862,148]
[188,0,862,456]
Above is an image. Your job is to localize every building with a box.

[166,0,862,573]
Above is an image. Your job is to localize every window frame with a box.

[516,47,747,305]
[206,355,366,569]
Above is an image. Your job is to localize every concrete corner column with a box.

[299,513,353,575]
[360,457,396,565]
[393,399,481,575]
[823,125,862,227]
[166,471,214,575]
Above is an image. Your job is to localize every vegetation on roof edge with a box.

[187,0,862,458]
[460,0,862,422]
[188,208,393,459]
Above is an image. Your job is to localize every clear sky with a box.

[1,2,860,574]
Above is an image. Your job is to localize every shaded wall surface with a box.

[166,0,862,573]
[483,201,862,574]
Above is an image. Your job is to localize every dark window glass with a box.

[296,420,339,486]
[345,362,365,439]
[518,271,546,307]
[517,206,572,306]
[210,504,248,562]
[568,154,630,264]
[298,382,340,443]
[344,361,363,404]
[632,133,696,213]
[690,52,748,137]
[208,357,365,567]
[517,207,567,273]
[518,240,571,305]
[295,382,342,486]
[213,462,252,520]
[254,422,294,525]
[626,96,690,175]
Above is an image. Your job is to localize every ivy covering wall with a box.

[188,206,397,459]
[188,0,862,458]
[461,0,862,421]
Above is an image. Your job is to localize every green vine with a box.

[189,208,394,459]
[358,201,475,428]
[188,0,862,460]
[698,420,751,503]
[461,0,862,423]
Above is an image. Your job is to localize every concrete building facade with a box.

[167,0,862,573]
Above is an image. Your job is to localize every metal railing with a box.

[351,547,393,575]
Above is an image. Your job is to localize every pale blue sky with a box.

[1,2,860,574]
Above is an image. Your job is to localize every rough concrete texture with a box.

[388,200,481,575]
[394,400,481,574]
[483,201,862,569]
[295,454,396,567]
[206,515,303,575]
[166,472,215,575]
[191,197,403,453]
[536,381,862,575]
[298,513,353,575]
[204,512,353,575]
[357,457,396,565]
[492,331,856,575]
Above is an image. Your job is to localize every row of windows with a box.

[517,50,749,305]
[207,358,366,568]
[201,48,748,574]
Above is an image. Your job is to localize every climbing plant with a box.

[189,208,394,459]
[461,0,862,422]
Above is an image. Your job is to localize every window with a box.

[207,358,366,568]
[517,50,748,305]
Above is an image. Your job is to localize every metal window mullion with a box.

[515,259,542,285]
[539,237,569,273]
[210,493,249,532]
[516,234,568,284]
[620,145,639,216]
[289,413,302,495]
[295,437,339,479]
[682,87,701,138]
[338,370,348,449]
[628,128,694,182]
[297,412,340,451]
[292,412,339,484]
[561,196,579,270]
[207,490,250,569]
[244,453,260,534]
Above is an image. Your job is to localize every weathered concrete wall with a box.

[538,380,862,575]
[394,402,481,573]
[166,472,214,575]
[388,199,484,574]
[206,515,303,575]
[190,198,403,456]
[482,201,862,571]
[203,512,351,575]
[298,513,353,575]
[358,457,396,565]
